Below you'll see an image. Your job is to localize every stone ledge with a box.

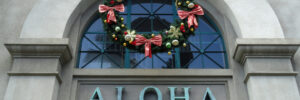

[5,38,72,65]
[244,72,298,83]
[73,69,233,77]
[233,38,300,64]
[7,72,62,83]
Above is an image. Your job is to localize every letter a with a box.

[90,87,104,100]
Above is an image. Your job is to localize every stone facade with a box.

[0,0,300,100]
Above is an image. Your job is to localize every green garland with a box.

[99,0,203,55]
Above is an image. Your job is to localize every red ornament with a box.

[180,25,184,30]
[110,0,115,4]
[106,14,111,24]
[130,40,136,45]
[124,31,128,35]
[106,13,113,24]
[194,4,199,8]
[114,37,118,40]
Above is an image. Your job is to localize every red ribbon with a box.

[134,35,162,58]
[99,4,125,23]
[177,5,204,28]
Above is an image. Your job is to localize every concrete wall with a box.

[267,0,300,93]
[4,76,59,100]
[0,0,40,99]
[0,0,299,100]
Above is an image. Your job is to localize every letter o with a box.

[139,86,162,100]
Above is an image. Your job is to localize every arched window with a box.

[77,0,228,69]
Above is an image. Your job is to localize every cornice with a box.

[5,38,72,65]
[233,38,300,64]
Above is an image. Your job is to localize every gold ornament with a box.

[177,2,182,6]
[186,1,190,4]
[172,40,179,46]
[129,40,133,43]
[123,43,127,47]
[183,43,187,47]
[112,34,116,38]
[121,24,125,28]
[190,27,194,32]
[151,34,155,38]
[104,20,107,23]
[168,51,172,55]
[116,0,123,3]
[167,26,183,39]
[120,17,124,21]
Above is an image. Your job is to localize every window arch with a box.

[77,0,228,69]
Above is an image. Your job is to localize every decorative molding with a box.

[5,38,72,65]
[243,72,298,83]
[73,69,233,77]
[7,72,63,83]
[233,38,300,64]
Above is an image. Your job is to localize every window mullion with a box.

[172,0,181,68]
[124,0,132,69]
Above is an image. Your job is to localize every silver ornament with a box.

[115,26,121,32]
[188,3,195,8]
[124,35,132,41]
[172,40,179,46]
[124,30,136,41]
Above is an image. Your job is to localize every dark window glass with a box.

[78,0,228,69]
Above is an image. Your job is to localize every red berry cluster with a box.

[110,0,115,4]
[180,24,186,33]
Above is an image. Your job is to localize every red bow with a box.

[99,4,125,23]
[134,35,162,58]
[177,5,204,28]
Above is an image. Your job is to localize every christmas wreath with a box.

[98,0,204,58]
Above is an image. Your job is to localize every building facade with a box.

[0,0,300,100]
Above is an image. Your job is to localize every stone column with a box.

[3,39,71,100]
[234,39,300,100]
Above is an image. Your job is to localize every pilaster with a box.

[234,38,300,100]
[3,39,72,100]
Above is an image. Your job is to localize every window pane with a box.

[131,15,151,32]
[87,19,105,33]
[131,0,151,14]
[80,37,100,51]
[152,0,173,14]
[130,52,152,68]
[129,52,175,69]
[153,53,175,68]
[195,17,218,33]
[180,53,202,68]
[102,53,124,68]
[153,15,173,32]
[79,53,101,68]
